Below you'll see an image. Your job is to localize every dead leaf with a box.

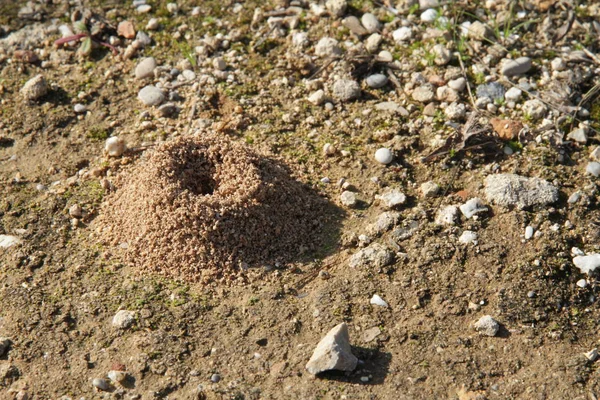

[490,118,523,141]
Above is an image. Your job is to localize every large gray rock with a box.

[349,243,394,268]
[135,57,157,79]
[306,323,358,375]
[484,173,558,209]
[501,57,532,76]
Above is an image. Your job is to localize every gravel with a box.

[112,310,135,329]
[340,190,357,207]
[21,74,48,100]
[315,37,342,57]
[586,162,600,177]
[105,136,126,157]
[412,85,435,103]
[305,323,358,375]
[365,74,388,89]
[375,188,406,209]
[374,148,393,164]
[435,205,459,225]
[361,13,380,33]
[349,243,394,268]
[573,254,600,274]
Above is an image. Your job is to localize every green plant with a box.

[176,41,197,67]
[54,21,117,57]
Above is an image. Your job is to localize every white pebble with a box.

[459,230,478,244]
[105,137,126,157]
[374,148,393,164]
[370,294,389,308]
[525,226,534,239]
[576,279,587,288]
[586,162,600,177]
[74,104,87,113]
[112,310,135,329]
[420,8,438,22]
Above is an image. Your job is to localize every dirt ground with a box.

[2,0,600,399]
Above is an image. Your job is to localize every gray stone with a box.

[467,21,492,40]
[135,57,157,79]
[365,74,388,89]
[21,74,48,100]
[361,13,380,33]
[412,85,435,103]
[420,181,440,197]
[432,43,451,65]
[349,243,394,268]
[444,102,466,120]
[332,79,360,101]
[459,198,488,218]
[484,173,558,209]
[392,27,412,42]
[157,103,178,117]
[364,33,382,52]
[112,310,135,329]
[306,323,358,375]
[136,31,151,47]
[369,211,401,235]
[342,16,367,35]
[504,87,522,102]
[474,315,500,337]
[586,162,600,177]
[74,104,87,113]
[567,128,587,144]
[447,77,466,92]
[138,85,165,106]
[501,57,532,76]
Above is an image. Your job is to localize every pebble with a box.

[107,370,127,383]
[370,294,389,308]
[361,13,380,33]
[138,85,165,106]
[376,188,406,209]
[420,8,438,22]
[146,18,159,30]
[0,235,21,248]
[448,77,466,92]
[332,79,360,101]
[375,102,408,116]
[365,74,388,89]
[392,27,412,42]
[432,44,451,65]
[326,0,347,18]
[364,33,382,52]
[576,279,587,288]
[21,74,48,100]
[323,143,336,156]
[584,349,598,362]
[484,173,558,208]
[182,69,196,80]
[306,323,358,375]
[467,21,491,40]
[590,146,600,161]
[420,0,439,9]
[501,57,532,76]
[374,148,393,164]
[137,4,151,13]
[551,57,566,71]
[69,204,83,219]
[412,85,435,103]
[525,226,534,239]
[105,136,126,157]
[567,128,587,144]
[308,90,326,106]
[157,103,178,117]
[504,87,522,102]
[136,31,151,47]
[349,243,394,268]
[74,104,86,113]
[459,198,488,219]
[112,310,135,329]
[292,31,309,48]
[342,16,367,35]
[586,162,600,177]
[135,57,157,79]
[377,50,393,63]
[340,191,357,207]
[420,181,440,197]
[459,230,478,244]
[522,99,547,119]
[213,57,226,71]
[573,254,600,274]
[211,373,221,383]
[92,378,111,391]
[474,315,500,337]
[117,21,136,39]
[435,205,459,225]
[315,37,342,57]
[444,102,466,120]
[568,191,581,204]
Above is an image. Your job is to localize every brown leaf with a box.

[490,118,523,141]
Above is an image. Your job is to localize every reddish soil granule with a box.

[96,132,332,283]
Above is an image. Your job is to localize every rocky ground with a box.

[2,0,600,398]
